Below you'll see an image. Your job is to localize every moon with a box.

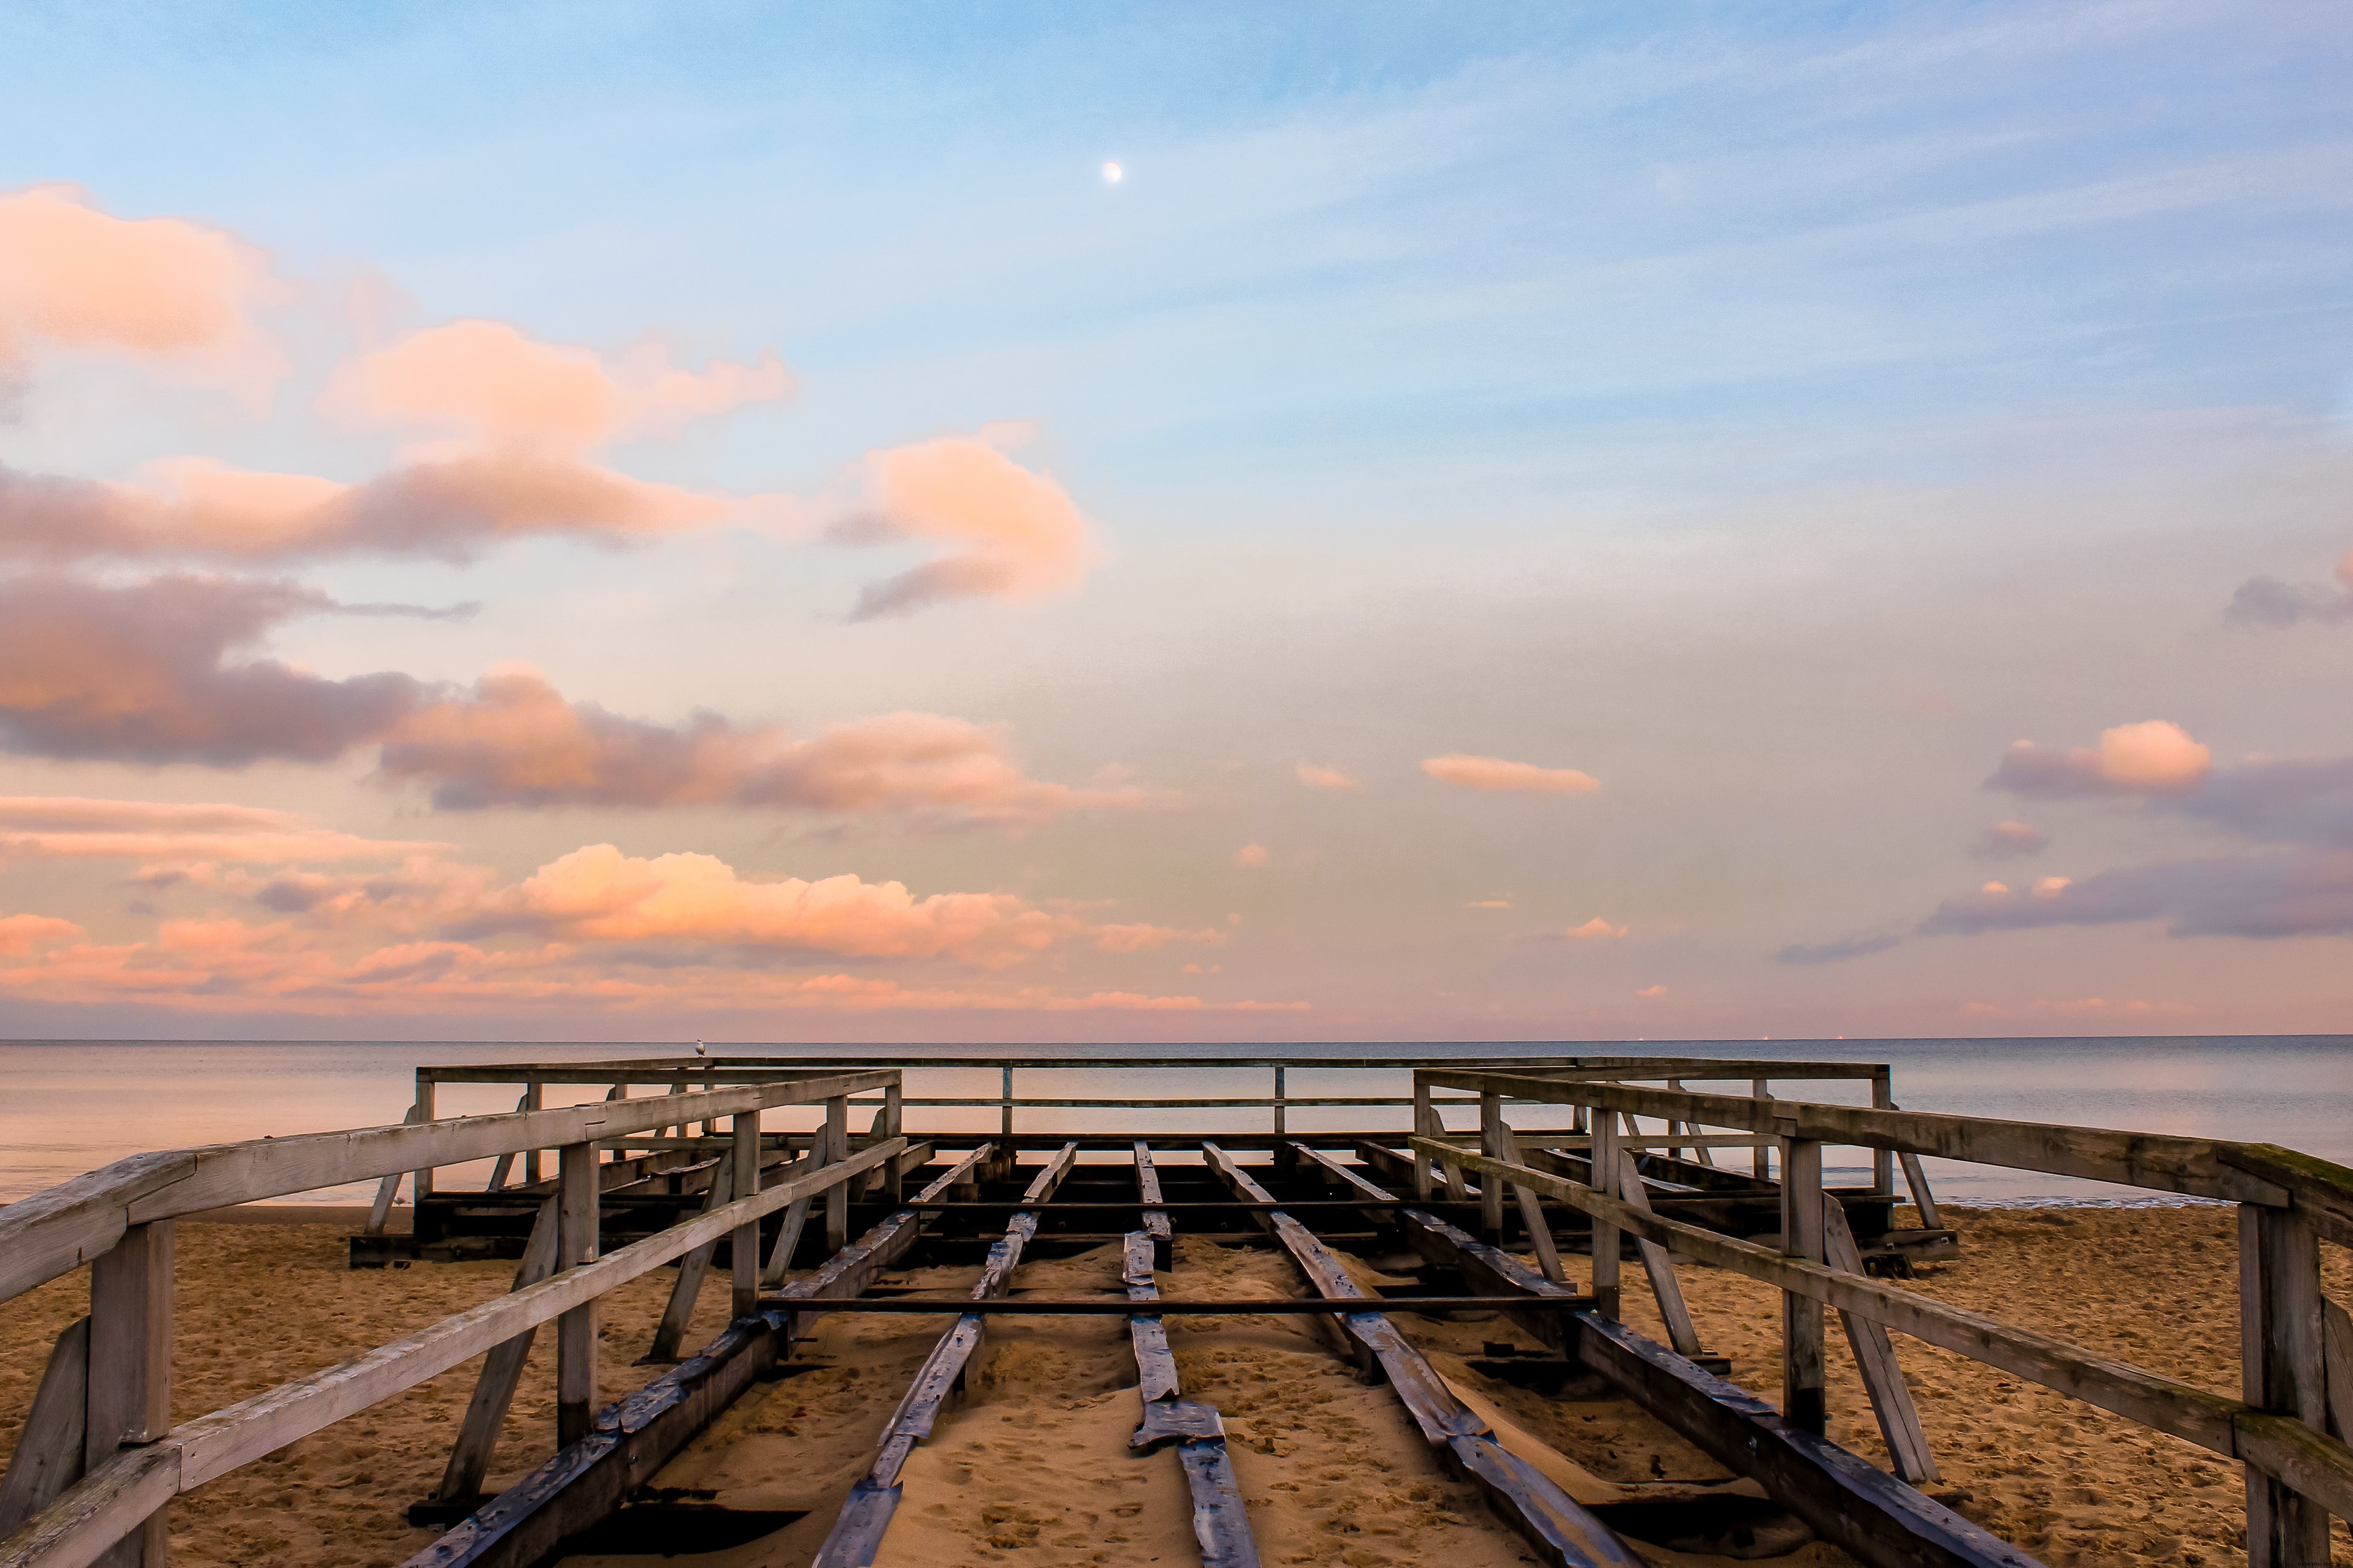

[1101,161,1123,184]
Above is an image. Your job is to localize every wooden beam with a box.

[1123,1231,1259,1568]
[646,1162,734,1364]
[0,1319,88,1537]
[1135,1143,1172,1271]
[0,1445,178,1568]
[823,1097,850,1256]
[1822,1195,1938,1484]
[730,1113,762,1319]
[1411,1137,2353,1516]
[433,1202,559,1507]
[86,1222,170,1568]
[1611,1149,1701,1359]
[2241,1203,2329,1566]
[1417,1068,2290,1206]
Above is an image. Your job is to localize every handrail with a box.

[0,1069,895,1305]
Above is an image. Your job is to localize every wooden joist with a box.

[1135,1141,1173,1270]
[1198,1145,1643,1568]
[808,1143,1075,1567]
[1124,1230,1257,1566]
[431,1200,559,1509]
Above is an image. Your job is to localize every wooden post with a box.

[87,1221,173,1567]
[485,1090,530,1191]
[1870,1071,1895,1196]
[1478,1093,1507,1240]
[732,1110,761,1320]
[1412,1080,1435,1201]
[556,1142,599,1447]
[410,1073,438,1213]
[523,1078,544,1186]
[0,1317,89,1536]
[364,1101,424,1235]
[1751,1080,1771,1182]
[1782,1137,1826,1434]
[1000,1066,1014,1142]
[2241,1203,2329,1567]
[650,1164,735,1361]
[882,1083,904,1204]
[1591,1107,1621,1320]
[1496,1126,1565,1284]
[435,1199,558,1505]
[825,1096,850,1255]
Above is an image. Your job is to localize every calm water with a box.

[2,1036,2347,1207]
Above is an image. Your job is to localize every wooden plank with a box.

[1573,1314,2042,1568]
[1590,1113,1620,1320]
[0,1318,88,1536]
[2322,1298,2353,1442]
[1196,1146,1641,1568]
[1417,1068,2290,1205]
[556,1144,599,1447]
[1411,1137,2353,1511]
[2220,1142,2353,1255]
[1782,1138,1826,1435]
[647,1162,734,1363]
[731,1112,763,1321]
[1478,1094,1507,1236]
[824,1097,850,1255]
[366,1102,425,1234]
[1135,1143,1172,1271]
[1611,1149,1701,1359]
[1822,1195,1938,1484]
[433,1202,559,1506]
[1499,1130,1565,1284]
[0,1445,179,1568]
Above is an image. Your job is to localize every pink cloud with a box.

[326,317,791,454]
[1970,819,2047,860]
[1421,754,1600,794]
[0,913,81,955]
[1465,898,1513,910]
[1635,984,1667,997]
[838,435,1097,619]
[1295,762,1359,791]
[1232,843,1269,868]
[1988,720,2212,798]
[1092,923,1228,954]
[378,667,1167,823]
[1564,916,1626,940]
[0,184,284,395]
[0,795,438,866]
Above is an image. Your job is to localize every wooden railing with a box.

[0,1068,898,1568]
[1411,1066,2353,1568]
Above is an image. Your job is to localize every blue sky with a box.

[0,1,2349,1038]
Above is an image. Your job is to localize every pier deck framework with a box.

[3,1050,2350,1568]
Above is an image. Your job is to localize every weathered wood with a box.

[1573,1314,2041,1568]
[882,1085,904,1204]
[2323,1298,2353,1443]
[1197,1147,1640,1567]
[365,1103,425,1235]
[1123,1232,1261,1567]
[1021,1142,1079,1206]
[1752,1081,1772,1182]
[483,1092,531,1191]
[824,1097,850,1255]
[555,1144,599,1447]
[1135,1143,1172,1270]
[2241,1204,2328,1567]
[647,1162,734,1363]
[1590,1112,1620,1320]
[410,1077,439,1215]
[1479,1094,1507,1237]
[0,1445,179,1568]
[433,1201,559,1506]
[1411,1137,2353,1514]
[1822,1194,1938,1484]
[1501,1129,1566,1285]
[1612,1149,1701,1358]
[0,1319,88,1536]
[86,1222,171,1568]
[1417,1068,2291,1205]
[1782,1138,1826,1435]
[1412,1081,1435,1201]
[730,1113,761,1319]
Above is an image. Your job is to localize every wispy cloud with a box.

[1421,754,1599,794]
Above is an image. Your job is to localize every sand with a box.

[4,1204,2349,1568]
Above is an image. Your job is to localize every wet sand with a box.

[3,1205,2349,1567]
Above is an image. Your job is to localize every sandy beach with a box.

[3,1203,2348,1568]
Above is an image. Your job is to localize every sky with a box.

[0,0,2349,1042]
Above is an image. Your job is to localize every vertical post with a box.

[1751,1079,1772,1182]
[1870,1070,1895,1196]
[1781,1137,1826,1434]
[731,1110,761,1320]
[1271,1066,1290,1175]
[87,1222,173,1568]
[1411,1079,1435,1201]
[410,1073,439,1239]
[2241,1203,2328,1567]
[883,1082,904,1203]
[556,1141,598,1447]
[1000,1066,1015,1142]
[1591,1108,1621,1319]
[523,1078,543,1186]
[825,1095,850,1255]
[1478,1092,1507,1240]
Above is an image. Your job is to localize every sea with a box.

[2,1036,2348,1209]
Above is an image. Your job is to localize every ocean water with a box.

[1,1036,2347,1208]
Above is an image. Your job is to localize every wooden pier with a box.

[3,1050,2351,1567]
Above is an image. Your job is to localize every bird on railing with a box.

[695,1039,709,1057]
